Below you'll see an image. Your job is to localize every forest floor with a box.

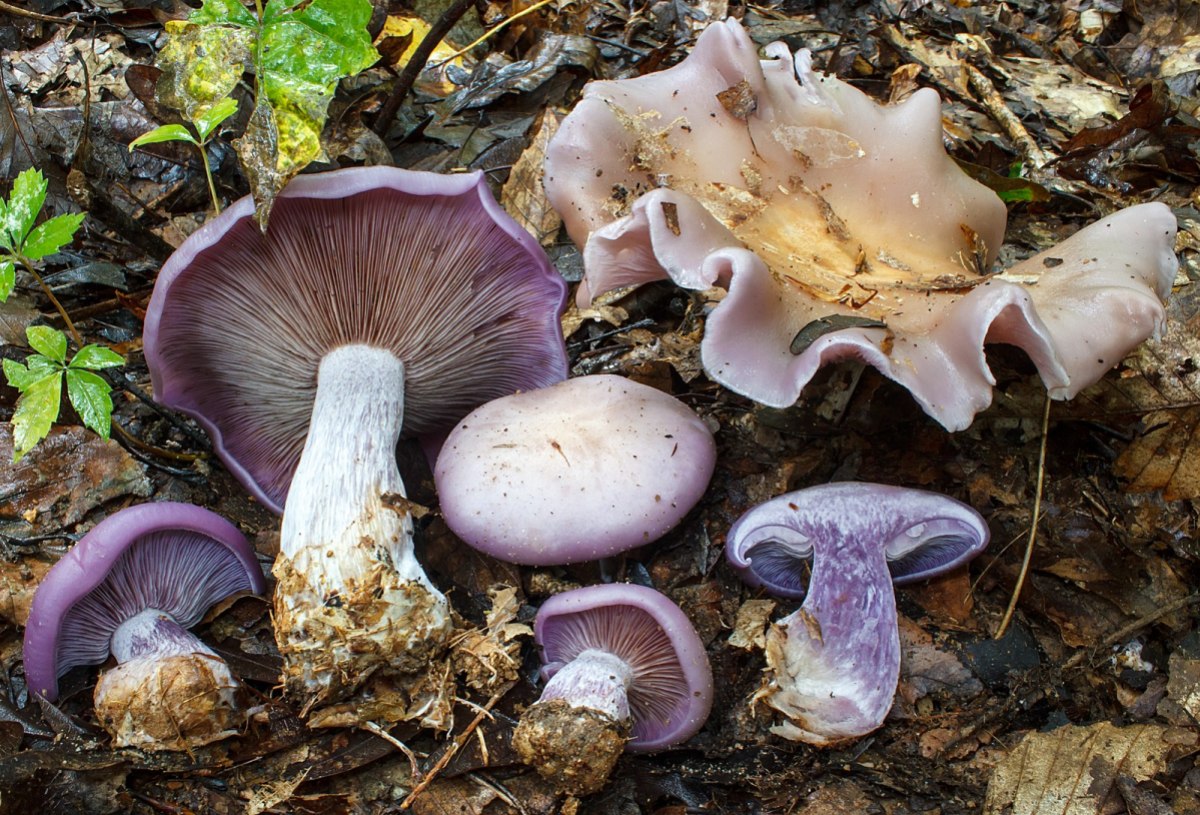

[1,0,1200,813]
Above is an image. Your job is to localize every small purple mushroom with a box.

[514,583,713,794]
[435,375,716,565]
[23,502,264,750]
[725,483,988,745]
[143,167,568,712]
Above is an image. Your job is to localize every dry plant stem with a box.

[1063,591,1200,671]
[372,0,477,138]
[435,0,557,64]
[964,63,1052,170]
[401,683,512,809]
[0,0,68,22]
[994,394,1052,640]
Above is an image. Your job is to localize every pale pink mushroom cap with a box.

[544,18,1178,431]
[434,375,716,565]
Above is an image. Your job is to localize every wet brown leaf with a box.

[983,722,1194,815]
[500,110,562,246]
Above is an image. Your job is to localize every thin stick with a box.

[372,0,477,138]
[994,394,1052,639]
[964,63,1052,170]
[1063,591,1200,671]
[434,0,556,65]
[401,684,512,809]
[0,0,69,22]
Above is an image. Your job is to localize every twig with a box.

[1063,592,1200,671]
[401,683,513,809]
[964,62,1052,170]
[994,394,1051,639]
[372,0,477,138]
[433,0,556,65]
[0,0,70,22]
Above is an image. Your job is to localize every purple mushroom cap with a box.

[23,502,264,701]
[144,166,569,513]
[435,375,716,565]
[724,483,989,745]
[534,583,713,751]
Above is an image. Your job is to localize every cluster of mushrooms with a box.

[20,16,1178,795]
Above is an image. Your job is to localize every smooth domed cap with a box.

[22,502,264,701]
[725,482,990,599]
[434,375,716,565]
[534,583,713,751]
[144,166,569,512]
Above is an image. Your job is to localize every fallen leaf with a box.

[501,110,563,246]
[983,721,1194,815]
[728,599,775,651]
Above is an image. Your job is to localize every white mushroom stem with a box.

[539,649,634,722]
[514,649,636,794]
[273,343,452,708]
[96,609,243,750]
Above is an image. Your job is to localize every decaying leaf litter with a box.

[1,0,1199,812]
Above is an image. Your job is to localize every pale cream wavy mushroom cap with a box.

[544,17,1178,431]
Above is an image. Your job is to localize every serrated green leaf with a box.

[26,325,67,363]
[189,0,258,27]
[22,212,85,262]
[10,372,62,460]
[195,97,239,141]
[0,259,13,301]
[3,355,60,392]
[65,368,114,440]
[4,169,48,247]
[157,22,254,122]
[129,124,199,150]
[70,344,125,371]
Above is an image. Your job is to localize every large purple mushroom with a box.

[143,167,568,713]
[23,502,264,750]
[434,375,716,565]
[725,483,988,745]
[514,583,713,794]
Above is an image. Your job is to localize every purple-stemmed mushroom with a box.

[143,167,568,713]
[514,583,713,794]
[434,375,716,565]
[725,483,988,746]
[544,18,1178,431]
[22,502,264,751]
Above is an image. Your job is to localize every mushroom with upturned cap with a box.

[23,502,265,751]
[435,375,716,565]
[513,583,713,794]
[143,167,568,713]
[725,483,989,746]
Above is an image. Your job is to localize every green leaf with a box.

[189,0,258,27]
[22,212,85,262]
[0,258,13,302]
[26,325,67,364]
[195,97,239,142]
[10,371,62,461]
[3,169,48,248]
[70,344,125,371]
[0,198,10,250]
[65,368,114,440]
[3,354,60,392]
[157,22,254,122]
[129,124,200,150]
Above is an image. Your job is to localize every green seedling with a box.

[0,168,126,459]
[0,168,86,302]
[3,326,125,461]
[130,98,239,214]
[154,0,380,224]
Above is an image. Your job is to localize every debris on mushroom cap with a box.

[725,483,988,745]
[435,375,716,565]
[22,502,264,750]
[513,583,714,794]
[543,17,1178,432]
[143,166,569,719]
